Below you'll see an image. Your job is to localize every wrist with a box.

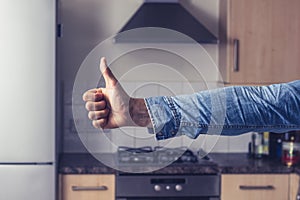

[129,98,151,127]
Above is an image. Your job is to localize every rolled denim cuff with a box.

[144,96,180,140]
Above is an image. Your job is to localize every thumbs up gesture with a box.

[82,57,133,129]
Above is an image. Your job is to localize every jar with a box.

[281,131,300,167]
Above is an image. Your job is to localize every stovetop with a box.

[116,147,220,197]
[117,146,212,165]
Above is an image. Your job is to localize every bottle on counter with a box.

[268,132,283,160]
[255,132,264,159]
[262,132,269,156]
[248,132,256,158]
[248,132,269,159]
[281,131,300,167]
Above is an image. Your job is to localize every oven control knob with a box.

[154,185,161,192]
[175,184,183,191]
[166,185,171,190]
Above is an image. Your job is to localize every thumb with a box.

[100,57,117,87]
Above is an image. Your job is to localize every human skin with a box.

[82,57,151,129]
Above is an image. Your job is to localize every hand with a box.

[83,57,152,129]
[82,57,133,129]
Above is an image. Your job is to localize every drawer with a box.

[60,174,115,200]
[221,174,288,200]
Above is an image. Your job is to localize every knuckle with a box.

[83,89,101,101]
[85,102,93,110]
[82,93,87,101]
[101,100,107,108]
[85,102,90,110]
[103,108,109,116]
[93,119,107,128]
[96,101,105,110]
[88,112,94,120]
[99,119,107,128]
[95,93,103,101]
[97,111,103,118]
[92,120,100,128]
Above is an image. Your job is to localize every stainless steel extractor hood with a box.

[116,0,218,43]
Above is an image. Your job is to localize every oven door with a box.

[116,175,220,200]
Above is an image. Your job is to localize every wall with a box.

[59,0,252,154]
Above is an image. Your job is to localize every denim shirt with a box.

[144,80,300,140]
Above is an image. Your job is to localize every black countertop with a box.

[59,153,299,175]
[209,153,293,174]
[58,153,218,174]
[59,153,116,174]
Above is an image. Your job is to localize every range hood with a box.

[116,0,218,43]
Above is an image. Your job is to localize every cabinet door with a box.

[289,174,299,200]
[219,0,300,84]
[61,174,115,200]
[221,174,288,200]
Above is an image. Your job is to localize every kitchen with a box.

[1,0,300,200]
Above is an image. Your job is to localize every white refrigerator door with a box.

[0,165,55,200]
[0,1,55,162]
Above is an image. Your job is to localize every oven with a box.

[116,174,220,200]
[116,146,220,200]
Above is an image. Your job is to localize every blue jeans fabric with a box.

[144,80,300,140]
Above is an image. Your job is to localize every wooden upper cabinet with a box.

[219,0,300,85]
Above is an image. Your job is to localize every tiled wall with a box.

[64,77,252,154]
[61,0,252,154]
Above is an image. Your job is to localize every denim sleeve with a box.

[144,80,300,140]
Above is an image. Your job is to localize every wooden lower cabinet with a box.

[290,174,300,200]
[221,174,289,200]
[60,174,115,200]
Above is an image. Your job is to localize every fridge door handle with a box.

[72,185,108,191]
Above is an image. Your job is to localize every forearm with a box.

[215,81,300,135]
[144,80,300,140]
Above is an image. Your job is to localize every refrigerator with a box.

[0,0,56,199]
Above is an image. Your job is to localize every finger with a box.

[82,88,102,101]
[85,100,106,111]
[83,90,104,102]
[92,118,107,128]
[100,57,117,87]
[88,109,110,120]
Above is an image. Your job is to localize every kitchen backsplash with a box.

[63,79,252,153]
[60,0,253,153]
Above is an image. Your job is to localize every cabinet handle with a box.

[239,185,275,190]
[72,185,108,191]
[233,39,239,72]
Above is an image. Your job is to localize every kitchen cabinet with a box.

[289,173,299,200]
[221,174,289,200]
[60,174,115,200]
[219,0,300,85]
